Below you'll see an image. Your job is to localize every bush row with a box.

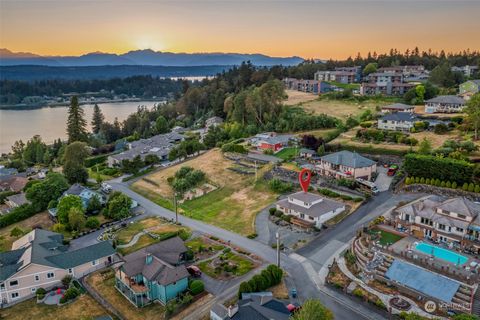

[405,177,480,193]
[318,188,363,202]
[238,264,283,298]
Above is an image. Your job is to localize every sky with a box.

[1,0,480,60]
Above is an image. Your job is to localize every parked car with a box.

[101,182,112,194]
[187,265,202,277]
[387,165,399,176]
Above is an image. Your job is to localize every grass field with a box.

[87,269,165,320]
[197,251,255,278]
[284,89,318,106]
[299,98,381,120]
[131,149,277,235]
[0,211,53,252]
[275,147,299,160]
[1,294,109,320]
[370,229,403,246]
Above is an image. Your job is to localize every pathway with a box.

[116,231,147,248]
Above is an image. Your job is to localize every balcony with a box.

[115,270,151,307]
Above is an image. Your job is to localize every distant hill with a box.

[0,48,304,67]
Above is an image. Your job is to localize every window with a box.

[457,227,464,233]
[405,214,410,222]
[457,214,466,220]
[438,224,446,231]
[11,292,19,299]
[68,268,73,274]
[31,288,36,293]
[47,272,55,279]
[34,274,39,282]
[92,260,98,266]
[9,280,18,287]
[0,283,5,291]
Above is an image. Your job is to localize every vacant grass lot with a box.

[0,211,53,252]
[131,149,277,235]
[87,269,165,320]
[284,89,318,106]
[275,147,299,160]
[300,98,380,120]
[1,294,109,320]
[197,251,255,279]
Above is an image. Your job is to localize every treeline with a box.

[286,48,480,79]
[0,75,184,104]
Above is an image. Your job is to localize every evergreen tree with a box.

[66,96,88,143]
[91,104,105,134]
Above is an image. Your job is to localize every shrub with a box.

[452,181,457,189]
[463,183,469,191]
[36,287,47,299]
[268,179,293,193]
[274,210,283,218]
[269,207,276,216]
[10,226,25,237]
[352,288,364,298]
[189,280,204,295]
[247,233,258,239]
[468,183,475,192]
[0,204,37,228]
[62,275,73,287]
[62,287,80,302]
[85,217,100,229]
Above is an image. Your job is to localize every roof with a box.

[380,112,418,123]
[385,259,460,303]
[5,193,29,206]
[320,150,376,168]
[463,79,480,86]
[436,198,480,218]
[277,192,345,218]
[121,237,189,286]
[0,168,18,176]
[0,229,115,281]
[299,148,316,154]
[211,292,290,320]
[426,95,466,105]
[382,103,414,111]
[0,176,28,192]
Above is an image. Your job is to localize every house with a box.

[283,78,333,94]
[276,191,345,228]
[205,116,224,129]
[48,184,104,219]
[424,95,466,113]
[316,150,377,180]
[0,176,28,193]
[459,80,480,97]
[210,292,292,320]
[0,229,116,306]
[381,103,415,113]
[377,112,417,132]
[249,132,295,153]
[451,65,479,77]
[107,132,185,167]
[5,193,30,209]
[299,148,316,159]
[393,196,480,254]
[114,237,189,307]
[0,167,18,177]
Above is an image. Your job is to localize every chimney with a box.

[227,305,238,318]
[146,253,153,265]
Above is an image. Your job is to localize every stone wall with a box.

[403,184,480,201]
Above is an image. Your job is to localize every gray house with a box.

[425,96,466,113]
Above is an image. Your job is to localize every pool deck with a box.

[388,236,479,281]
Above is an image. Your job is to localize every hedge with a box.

[0,204,37,228]
[403,153,474,184]
[189,280,204,295]
[221,143,248,154]
[238,264,283,298]
[405,176,480,193]
[85,154,108,168]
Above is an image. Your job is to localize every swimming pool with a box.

[415,242,468,265]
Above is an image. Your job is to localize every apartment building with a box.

[314,70,358,84]
[360,72,415,96]
[283,78,333,94]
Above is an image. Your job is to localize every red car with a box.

[187,265,202,277]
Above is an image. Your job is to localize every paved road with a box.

[107,181,403,319]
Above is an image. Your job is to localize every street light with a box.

[276,232,280,267]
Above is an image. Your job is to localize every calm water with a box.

[0,101,161,154]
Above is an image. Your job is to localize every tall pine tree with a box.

[66,96,88,143]
[91,104,105,134]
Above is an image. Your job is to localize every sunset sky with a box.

[1,0,479,60]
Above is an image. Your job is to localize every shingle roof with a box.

[121,237,189,286]
[277,193,345,218]
[212,293,290,320]
[5,193,29,206]
[382,103,414,111]
[0,229,115,281]
[426,95,465,104]
[380,112,418,122]
[320,150,376,168]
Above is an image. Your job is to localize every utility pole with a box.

[276,232,280,267]
[254,160,258,182]
[174,193,178,224]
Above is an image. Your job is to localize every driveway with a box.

[375,166,394,192]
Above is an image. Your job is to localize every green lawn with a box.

[185,237,224,252]
[373,229,403,246]
[197,252,254,278]
[325,81,361,90]
[275,147,299,160]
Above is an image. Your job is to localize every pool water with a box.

[415,242,468,265]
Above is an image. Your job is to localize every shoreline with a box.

[0,98,168,110]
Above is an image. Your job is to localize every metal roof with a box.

[320,150,376,168]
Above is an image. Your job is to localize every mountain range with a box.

[0,48,303,67]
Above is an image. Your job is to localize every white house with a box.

[424,96,466,114]
[275,192,345,228]
[378,112,417,132]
